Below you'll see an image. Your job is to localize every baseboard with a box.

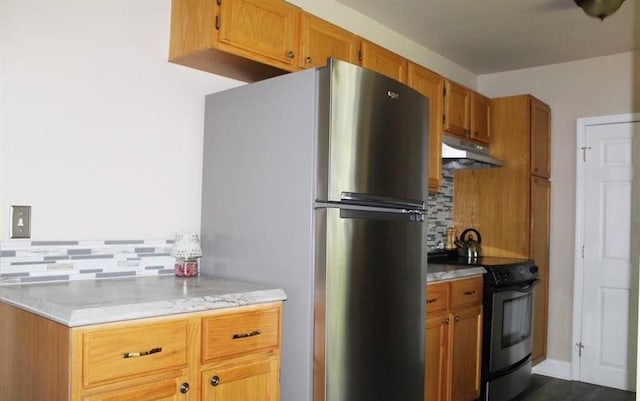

[532,358,572,380]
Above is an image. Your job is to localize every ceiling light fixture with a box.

[575,0,626,20]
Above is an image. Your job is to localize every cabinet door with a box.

[299,12,359,68]
[202,356,279,401]
[443,80,470,138]
[530,97,551,178]
[425,312,450,401]
[530,176,550,364]
[216,0,299,68]
[359,39,408,83]
[450,305,482,401]
[82,376,190,401]
[407,63,443,192]
[470,91,491,144]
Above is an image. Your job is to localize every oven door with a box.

[488,280,538,373]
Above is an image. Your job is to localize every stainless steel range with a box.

[480,258,539,401]
[429,253,539,401]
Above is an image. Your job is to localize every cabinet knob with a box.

[287,50,295,59]
[211,375,221,386]
[179,383,190,394]
[454,315,460,322]
[305,56,312,64]
[443,318,450,325]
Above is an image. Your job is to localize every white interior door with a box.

[577,120,638,390]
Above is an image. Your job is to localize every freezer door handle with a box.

[340,192,425,210]
[340,208,424,222]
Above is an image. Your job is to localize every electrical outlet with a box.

[10,205,31,239]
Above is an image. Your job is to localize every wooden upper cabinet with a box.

[359,39,408,83]
[407,63,443,192]
[169,0,301,82]
[443,80,471,138]
[470,91,491,144]
[298,12,359,68]
[530,97,551,178]
[216,0,299,66]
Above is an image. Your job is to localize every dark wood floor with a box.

[511,375,636,401]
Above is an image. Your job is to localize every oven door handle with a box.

[493,279,539,293]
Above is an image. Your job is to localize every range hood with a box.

[442,135,504,169]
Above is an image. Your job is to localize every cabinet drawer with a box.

[449,277,483,309]
[82,320,190,388]
[426,282,449,313]
[83,375,188,401]
[202,306,280,363]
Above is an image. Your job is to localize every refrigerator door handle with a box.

[340,192,426,210]
[315,201,425,222]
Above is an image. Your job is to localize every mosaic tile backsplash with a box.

[426,169,455,249]
[0,239,175,285]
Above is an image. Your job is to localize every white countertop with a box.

[0,276,287,327]
[427,264,486,282]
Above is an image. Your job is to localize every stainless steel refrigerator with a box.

[200,59,428,401]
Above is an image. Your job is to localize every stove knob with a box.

[529,265,539,274]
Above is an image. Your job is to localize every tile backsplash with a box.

[0,239,175,285]
[427,169,454,249]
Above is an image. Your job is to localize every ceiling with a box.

[336,0,640,74]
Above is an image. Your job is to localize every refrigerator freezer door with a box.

[316,207,426,401]
[320,59,429,205]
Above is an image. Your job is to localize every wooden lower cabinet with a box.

[0,301,282,401]
[201,356,280,401]
[425,312,449,401]
[449,305,482,401]
[425,277,483,401]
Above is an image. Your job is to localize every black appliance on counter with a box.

[429,251,539,401]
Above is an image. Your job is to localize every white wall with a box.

[0,0,243,241]
[478,51,640,362]
[0,0,473,242]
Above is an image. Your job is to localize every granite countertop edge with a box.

[0,276,287,327]
[427,264,487,283]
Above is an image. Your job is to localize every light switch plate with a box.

[10,205,31,239]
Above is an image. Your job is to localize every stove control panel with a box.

[486,262,538,286]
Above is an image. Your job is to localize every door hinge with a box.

[217,0,221,5]
[581,245,584,258]
[358,49,363,61]
[576,342,585,357]
[215,15,220,30]
[443,86,447,97]
[443,114,446,124]
[580,146,592,162]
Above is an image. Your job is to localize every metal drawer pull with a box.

[463,290,476,295]
[211,375,221,386]
[232,329,262,339]
[426,298,438,304]
[123,347,162,359]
